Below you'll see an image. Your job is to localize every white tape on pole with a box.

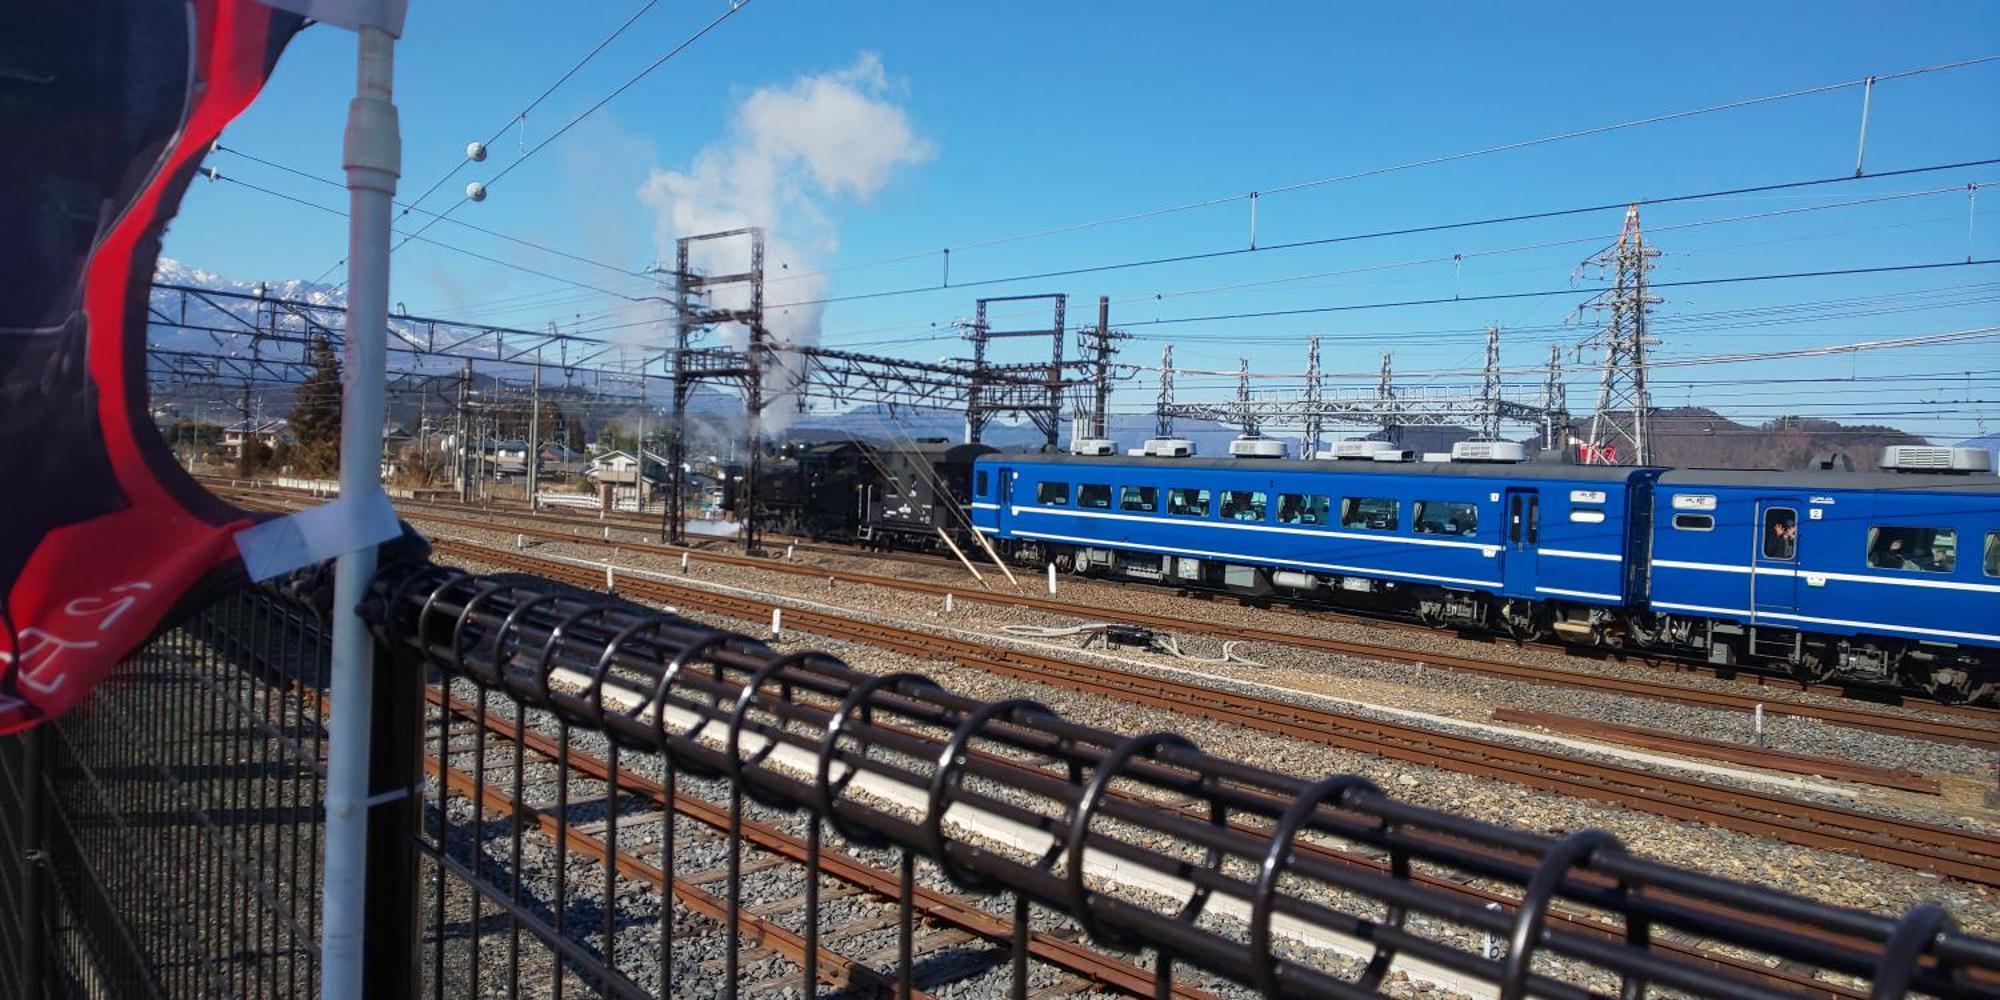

[234,490,401,582]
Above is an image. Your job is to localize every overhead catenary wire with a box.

[310,0,756,287]
[760,54,2000,287]
[763,157,2000,312]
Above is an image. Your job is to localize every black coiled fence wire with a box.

[368,561,2000,999]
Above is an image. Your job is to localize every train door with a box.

[994,465,1015,534]
[1502,489,1540,595]
[1751,499,1802,619]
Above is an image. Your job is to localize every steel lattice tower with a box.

[1576,204,1661,465]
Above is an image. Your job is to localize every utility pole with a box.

[456,358,471,502]
[237,375,253,477]
[1542,344,1568,452]
[1076,295,1126,441]
[1577,203,1661,465]
[1303,335,1323,458]
[636,353,648,514]
[1377,352,1397,442]
[1155,344,1175,440]
[1479,325,1503,440]
[527,364,541,510]
[1235,358,1257,436]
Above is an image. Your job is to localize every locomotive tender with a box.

[966,443,2000,702]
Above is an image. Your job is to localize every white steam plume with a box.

[638,53,932,433]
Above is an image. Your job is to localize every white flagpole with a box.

[322,21,400,1000]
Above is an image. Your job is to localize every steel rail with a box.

[246,487,1997,749]
[430,537,2000,889]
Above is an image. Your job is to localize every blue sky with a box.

[164,1,2000,440]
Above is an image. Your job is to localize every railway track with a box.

[432,536,2000,889]
[218,480,2000,718]
[422,689,1203,999]
[217,579,1189,998]
[230,487,1999,752]
[201,568,1964,999]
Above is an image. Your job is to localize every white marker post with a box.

[319,12,405,1000]
[944,593,954,615]
[679,551,690,573]
[1047,562,1057,597]
[1754,703,1765,747]
[771,607,783,637]
[605,565,615,593]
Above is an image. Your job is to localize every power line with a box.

[762,54,2000,286]
[396,0,665,222]
[208,174,652,302]
[1114,258,2000,332]
[213,144,653,280]
[765,157,2000,311]
[383,1,758,258]
[311,0,756,286]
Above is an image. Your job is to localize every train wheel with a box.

[1918,666,1977,705]
[1788,653,1835,686]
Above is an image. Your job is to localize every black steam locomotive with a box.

[752,439,995,550]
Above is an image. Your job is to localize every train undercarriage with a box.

[1007,540,2000,705]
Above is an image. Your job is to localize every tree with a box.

[289,335,343,475]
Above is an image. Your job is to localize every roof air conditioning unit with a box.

[1329,438,1395,460]
[1140,438,1196,458]
[1450,440,1529,463]
[1369,449,1417,462]
[1069,438,1116,456]
[1229,437,1289,459]
[1878,445,1992,474]
[1422,452,1453,463]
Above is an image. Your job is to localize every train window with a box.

[1120,485,1158,512]
[1077,484,1112,509]
[1414,501,1479,536]
[1340,497,1399,531]
[1672,513,1714,531]
[1036,481,1069,506]
[1761,508,1798,560]
[1986,533,1999,577]
[1167,487,1211,517]
[1867,526,1956,573]
[1276,493,1330,525]
[1219,490,1267,522]
[975,471,989,496]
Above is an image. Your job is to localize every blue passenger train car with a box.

[969,453,1658,636]
[964,447,2000,701]
[1645,468,2000,698]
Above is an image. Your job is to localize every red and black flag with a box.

[0,1,306,732]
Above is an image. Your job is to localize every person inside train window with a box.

[1036,481,1069,506]
[1340,497,1398,531]
[1120,485,1158,513]
[1167,487,1211,517]
[1867,526,1956,573]
[1077,484,1112,509]
[1414,501,1478,536]
[1219,490,1266,521]
[1762,509,1797,560]
[1277,493,1330,525]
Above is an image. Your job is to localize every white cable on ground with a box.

[996,624,1265,668]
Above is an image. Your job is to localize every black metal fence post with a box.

[362,631,424,997]
[19,726,45,1000]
